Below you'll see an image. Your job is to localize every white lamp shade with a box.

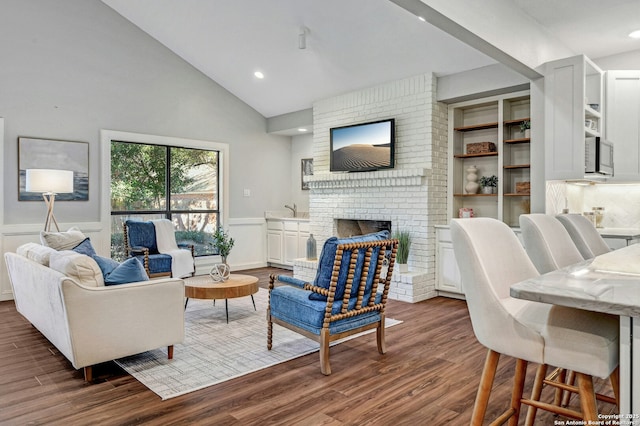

[25,169,74,194]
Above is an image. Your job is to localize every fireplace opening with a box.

[336,219,392,238]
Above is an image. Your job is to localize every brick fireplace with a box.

[294,73,448,303]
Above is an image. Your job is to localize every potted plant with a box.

[479,175,498,194]
[212,228,235,264]
[393,230,411,273]
[520,120,531,138]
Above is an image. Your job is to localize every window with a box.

[110,141,220,260]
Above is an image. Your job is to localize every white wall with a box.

[0,0,292,224]
[0,0,295,299]
[594,49,640,71]
[290,133,313,212]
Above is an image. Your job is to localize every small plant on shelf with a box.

[519,120,531,133]
[479,175,498,194]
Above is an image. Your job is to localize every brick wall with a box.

[301,73,448,303]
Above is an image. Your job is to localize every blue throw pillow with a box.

[92,256,149,286]
[72,238,97,257]
[92,255,120,276]
[310,230,389,301]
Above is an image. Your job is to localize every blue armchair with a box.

[267,231,398,375]
[123,220,195,278]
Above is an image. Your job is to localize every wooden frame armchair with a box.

[267,231,397,375]
[123,220,195,278]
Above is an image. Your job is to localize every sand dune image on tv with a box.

[329,118,395,172]
[331,143,391,171]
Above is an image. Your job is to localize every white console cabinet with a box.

[267,219,309,268]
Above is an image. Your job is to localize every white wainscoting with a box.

[0,218,269,301]
[226,218,268,271]
[0,221,104,301]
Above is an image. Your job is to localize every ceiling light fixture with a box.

[629,30,640,39]
[418,16,426,22]
[298,128,308,132]
[298,26,309,49]
[254,71,264,79]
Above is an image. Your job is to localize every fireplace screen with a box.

[335,219,392,238]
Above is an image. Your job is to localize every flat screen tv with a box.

[330,118,395,172]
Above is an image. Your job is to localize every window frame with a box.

[100,130,229,260]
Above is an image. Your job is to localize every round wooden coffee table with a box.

[184,274,259,323]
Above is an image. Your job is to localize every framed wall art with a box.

[18,137,89,201]
[301,158,313,190]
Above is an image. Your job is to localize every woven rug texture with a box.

[115,287,400,400]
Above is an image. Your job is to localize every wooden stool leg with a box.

[577,373,598,421]
[554,368,567,406]
[167,345,174,360]
[507,358,527,426]
[471,349,500,426]
[562,370,576,407]
[525,364,548,426]
[609,366,620,407]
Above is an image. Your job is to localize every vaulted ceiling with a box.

[102,0,640,118]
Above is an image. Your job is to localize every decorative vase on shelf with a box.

[465,165,480,194]
[306,234,317,260]
[524,129,531,138]
[481,186,493,194]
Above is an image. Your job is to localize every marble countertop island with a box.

[511,243,640,417]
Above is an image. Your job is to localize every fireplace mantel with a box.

[305,168,426,189]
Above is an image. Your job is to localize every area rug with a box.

[115,288,401,400]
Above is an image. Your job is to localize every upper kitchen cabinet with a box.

[543,55,604,180]
[606,71,640,181]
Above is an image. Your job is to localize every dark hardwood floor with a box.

[0,267,616,425]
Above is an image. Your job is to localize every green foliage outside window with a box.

[110,141,220,259]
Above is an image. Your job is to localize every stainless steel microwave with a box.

[585,137,614,176]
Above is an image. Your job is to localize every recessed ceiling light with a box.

[629,30,640,39]
[298,128,308,132]
[418,16,426,22]
[254,71,264,79]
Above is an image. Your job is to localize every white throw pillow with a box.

[16,242,57,266]
[49,251,105,287]
[40,227,86,251]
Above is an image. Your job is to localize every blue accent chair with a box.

[123,220,195,278]
[267,231,398,375]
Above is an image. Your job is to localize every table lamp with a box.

[25,169,74,232]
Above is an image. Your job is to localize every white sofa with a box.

[4,243,185,381]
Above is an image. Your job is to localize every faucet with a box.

[284,203,297,218]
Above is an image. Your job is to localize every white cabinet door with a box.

[606,71,640,181]
[267,230,283,263]
[543,55,603,180]
[436,228,463,296]
[283,231,299,264]
[437,242,463,295]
